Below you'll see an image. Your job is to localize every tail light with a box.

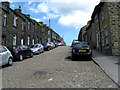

[89,48,92,53]
[14,50,19,54]
[72,48,75,53]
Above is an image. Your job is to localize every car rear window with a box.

[12,46,22,50]
[74,43,89,48]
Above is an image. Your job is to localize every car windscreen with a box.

[30,45,35,48]
[35,45,39,48]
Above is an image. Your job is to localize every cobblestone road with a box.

[2,46,118,88]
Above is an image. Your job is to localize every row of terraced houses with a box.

[78,2,120,56]
[0,2,65,47]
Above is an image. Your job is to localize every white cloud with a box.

[29,0,100,27]
[32,18,41,22]
[28,0,34,5]
[58,11,91,27]
[37,2,49,13]
[30,2,49,13]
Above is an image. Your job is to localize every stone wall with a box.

[108,2,119,56]
[118,2,120,57]
[0,3,2,45]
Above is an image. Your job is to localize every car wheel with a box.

[30,52,33,57]
[7,58,13,66]
[72,55,75,60]
[48,48,50,51]
[19,55,23,61]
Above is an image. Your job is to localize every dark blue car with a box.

[43,43,51,51]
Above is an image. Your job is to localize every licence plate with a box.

[79,50,86,52]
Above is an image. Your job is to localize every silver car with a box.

[0,46,13,66]
[30,44,44,54]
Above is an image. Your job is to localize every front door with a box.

[2,39,5,46]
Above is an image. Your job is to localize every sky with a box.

[1,0,100,45]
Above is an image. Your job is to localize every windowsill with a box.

[2,26,8,28]
[13,25,17,28]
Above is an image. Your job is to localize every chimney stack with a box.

[26,14,30,18]
[2,1,10,7]
[39,22,43,24]
[15,5,21,13]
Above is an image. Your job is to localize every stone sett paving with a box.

[2,46,119,88]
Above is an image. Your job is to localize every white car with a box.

[30,44,44,54]
[0,46,13,66]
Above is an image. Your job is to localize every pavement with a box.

[92,50,120,87]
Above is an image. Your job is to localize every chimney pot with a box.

[19,6,21,9]
[39,22,43,24]
[2,1,10,7]
[26,14,30,18]
[15,6,22,13]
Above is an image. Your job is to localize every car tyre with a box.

[19,54,23,61]
[48,48,50,51]
[7,57,13,66]
[72,55,75,61]
[30,52,33,58]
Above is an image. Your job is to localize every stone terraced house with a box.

[78,2,120,56]
[0,1,63,47]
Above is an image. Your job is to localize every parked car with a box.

[8,45,33,61]
[30,44,44,54]
[49,42,55,49]
[0,46,13,66]
[53,42,58,47]
[72,42,92,59]
[71,40,80,47]
[43,43,51,51]
[58,42,62,46]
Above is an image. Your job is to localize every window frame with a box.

[3,13,7,27]
[101,9,104,20]
[13,15,17,27]
[102,31,104,46]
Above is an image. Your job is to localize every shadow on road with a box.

[65,56,92,61]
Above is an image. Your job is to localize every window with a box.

[2,47,7,52]
[48,38,50,42]
[13,35,16,45]
[3,13,7,27]
[22,45,28,49]
[37,38,39,43]
[22,21,25,31]
[33,25,35,32]
[105,27,109,44]
[99,31,101,42]
[102,32,104,46]
[90,36,91,41]
[95,14,98,23]
[97,33,99,48]
[101,9,104,20]
[21,38,24,45]
[92,22,94,26]
[14,15,17,27]
[32,39,34,44]
[28,22,30,30]
[28,36,30,45]
[48,30,50,35]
